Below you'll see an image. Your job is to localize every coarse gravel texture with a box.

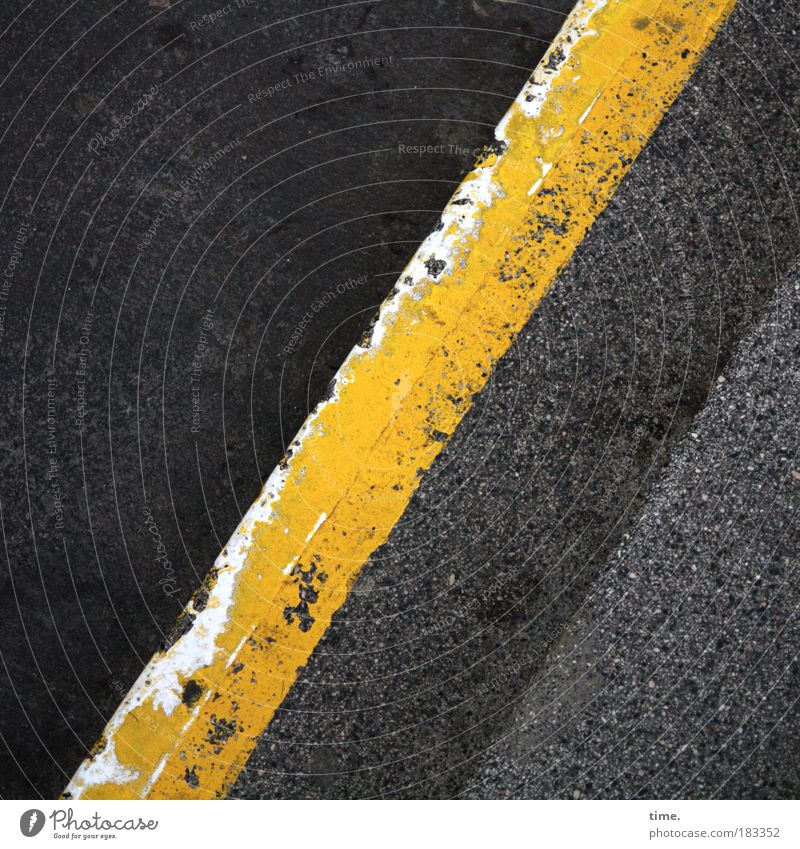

[469,260,800,799]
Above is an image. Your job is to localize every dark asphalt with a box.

[0,0,574,799]
[0,0,797,801]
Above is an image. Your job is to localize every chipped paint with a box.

[65,0,736,800]
[496,0,607,139]
[72,739,139,791]
[529,162,553,197]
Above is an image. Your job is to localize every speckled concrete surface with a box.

[468,260,800,799]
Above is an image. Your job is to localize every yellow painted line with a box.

[65,0,735,800]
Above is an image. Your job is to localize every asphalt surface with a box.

[229,0,800,799]
[468,259,800,799]
[0,0,798,800]
[0,0,574,799]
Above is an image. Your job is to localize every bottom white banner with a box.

[1,799,797,848]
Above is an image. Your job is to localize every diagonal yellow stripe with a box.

[65,0,735,800]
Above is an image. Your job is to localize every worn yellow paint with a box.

[66,0,735,800]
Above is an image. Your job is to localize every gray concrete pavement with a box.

[468,260,800,799]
